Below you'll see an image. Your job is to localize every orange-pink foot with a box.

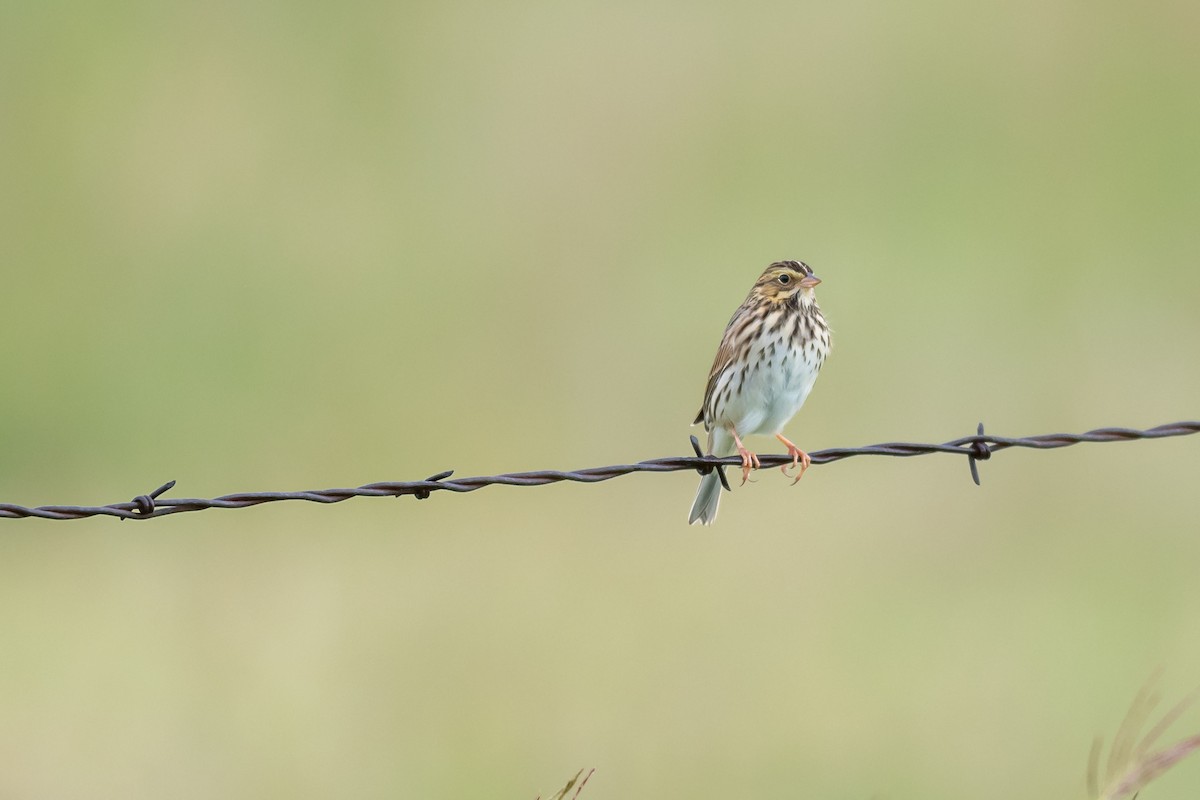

[731,428,761,486]
[776,433,811,485]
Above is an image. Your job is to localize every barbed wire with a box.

[1,420,1196,522]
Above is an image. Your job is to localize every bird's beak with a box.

[799,274,821,289]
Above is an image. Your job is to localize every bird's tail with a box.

[688,469,724,525]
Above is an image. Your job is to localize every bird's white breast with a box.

[738,343,820,435]
[714,315,827,437]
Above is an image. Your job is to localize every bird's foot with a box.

[736,446,761,486]
[776,434,811,485]
[730,427,760,485]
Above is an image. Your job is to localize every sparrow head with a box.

[752,260,821,305]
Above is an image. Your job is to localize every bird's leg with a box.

[730,426,760,486]
[776,433,811,484]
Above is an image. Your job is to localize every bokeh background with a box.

[2,0,1199,797]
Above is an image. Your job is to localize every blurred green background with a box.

[2,0,1199,797]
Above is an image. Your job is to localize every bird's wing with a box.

[694,311,743,426]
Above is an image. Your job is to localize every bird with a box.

[688,260,831,525]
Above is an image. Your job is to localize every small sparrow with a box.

[689,260,831,525]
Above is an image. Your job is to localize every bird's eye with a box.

[778,274,791,285]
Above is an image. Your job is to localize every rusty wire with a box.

[1,420,1196,522]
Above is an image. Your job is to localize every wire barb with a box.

[413,470,455,500]
[1,420,1196,522]
[689,434,731,491]
[967,422,990,486]
[123,480,177,521]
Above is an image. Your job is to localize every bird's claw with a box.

[777,437,811,485]
[737,448,761,486]
[787,450,811,485]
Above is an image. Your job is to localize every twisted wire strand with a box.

[1,421,1196,522]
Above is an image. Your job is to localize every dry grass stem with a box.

[1089,677,1200,800]
[536,768,595,800]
